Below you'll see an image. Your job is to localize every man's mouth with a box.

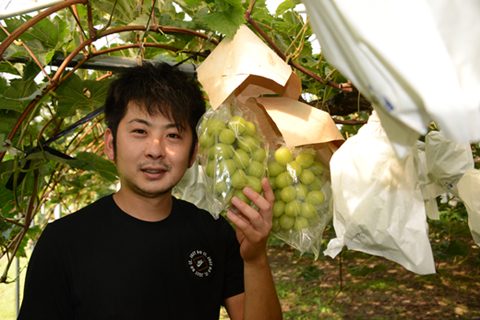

[142,169,165,173]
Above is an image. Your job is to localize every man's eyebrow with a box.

[127,118,182,130]
[165,123,181,130]
[128,118,151,126]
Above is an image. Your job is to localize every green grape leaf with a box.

[92,0,139,25]
[275,0,296,16]
[0,62,22,76]
[183,0,203,6]
[0,78,41,112]
[19,16,71,51]
[74,152,118,182]
[55,73,112,117]
[201,0,244,38]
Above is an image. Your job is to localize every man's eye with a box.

[133,129,146,134]
[168,133,180,138]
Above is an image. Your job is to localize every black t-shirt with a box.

[18,195,244,320]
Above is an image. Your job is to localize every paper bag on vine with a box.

[196,99,269,219]
[325,111,436,275]
[413,141,442,220]
[245,97,344,259]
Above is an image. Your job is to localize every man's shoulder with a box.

[49,194,114,228]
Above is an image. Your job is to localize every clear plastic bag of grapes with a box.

[268,144,333,259]
[197,100,269,219]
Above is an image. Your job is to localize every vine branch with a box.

[243,11,353,93]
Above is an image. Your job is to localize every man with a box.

[18,62,282,319]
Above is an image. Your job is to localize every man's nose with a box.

[145,138,165,159]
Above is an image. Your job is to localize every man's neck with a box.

[112,189,173,222]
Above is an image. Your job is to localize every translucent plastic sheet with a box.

[196,100,269,219]
[268,144,333,259]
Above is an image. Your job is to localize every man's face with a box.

[105,102,197,199]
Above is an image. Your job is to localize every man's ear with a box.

[104,128,115,162]
[188,140,199,168]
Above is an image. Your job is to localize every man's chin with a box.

[135,188,172,198]
[126,183,173,199]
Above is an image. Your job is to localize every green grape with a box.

[231,170,247,189]
[199,132,214,148]
[228,116,247,135]
[275,148,293,166]
[273,201,286,218]
[286,160,303,178]
[232,149,250,169]
[246,161,265,179]
[246,175,262,194]
[215,180,230,194]
[219,128,236,144]
[295,183,308,200]
[218,159,236,177]
[310,161,325,175]
[208,143,234,161]
[279,214,295,229]
[267,176,277,190]
[275,172,294,189]
[308,177,323,191]
[285,200,301,217]
[280,186,296,203]
[243,121,256,136]
[300,202,317,219]
[206,160,216,178]
[234,188,251,205]
[198,118,208,135]
[299,169,315,185]
[272,218,282,232]
[274,188,282,201]
[306,190,325,206]
[296,153,315,168]
[251,148,266,162]
[294,216,309,231]
[268,162,284,177]
[206,118,226,134]
[237,135,260,153]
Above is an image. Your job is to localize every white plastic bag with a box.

[425,130,474,196]
[457,169,480,246]
[303,0,480,159]
[325,112,436,274]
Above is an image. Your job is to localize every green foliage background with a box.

[0,0,478,285]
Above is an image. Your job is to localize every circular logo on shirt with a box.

[187,249,213,278]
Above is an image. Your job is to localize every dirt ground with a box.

[267,242,480,320]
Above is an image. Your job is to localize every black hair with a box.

[104,62,206,157]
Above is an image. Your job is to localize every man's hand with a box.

[226,177,274,263]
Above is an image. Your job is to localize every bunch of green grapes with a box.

[268,147,326,232]
[197,112,268,213]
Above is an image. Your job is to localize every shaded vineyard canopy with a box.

[0,0,370,282]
